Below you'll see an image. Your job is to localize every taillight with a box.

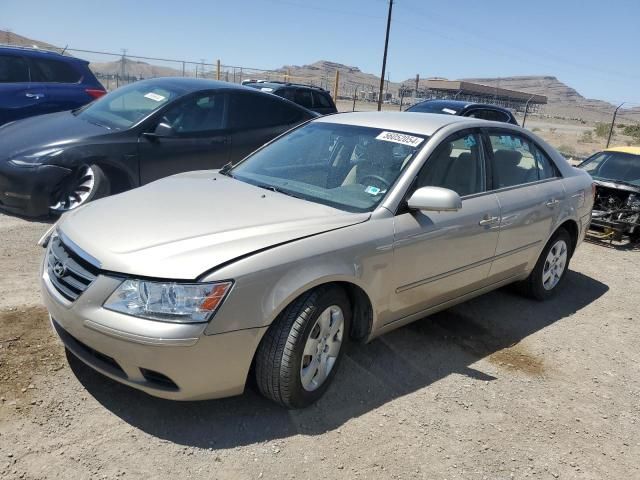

[85,88,106,99]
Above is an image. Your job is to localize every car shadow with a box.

[68,270,608,449]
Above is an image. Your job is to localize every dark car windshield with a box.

[230,122,426,212]
[580,151,640,186]
[77,82,186,130]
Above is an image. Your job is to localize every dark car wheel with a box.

[49,164,110,215]
[521,228,571,300]
[255,285,351,408]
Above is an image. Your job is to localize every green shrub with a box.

[595,122,610,139]
[623,124,640,142]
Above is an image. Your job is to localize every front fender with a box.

[202,217,395,336]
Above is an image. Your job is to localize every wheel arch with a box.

[556,218,579,257]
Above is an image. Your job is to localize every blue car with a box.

[0,45,105,125]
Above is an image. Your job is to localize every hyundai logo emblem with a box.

[52,262,67,278]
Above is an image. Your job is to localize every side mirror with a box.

[143,121,174,140]
[407,186,462,212]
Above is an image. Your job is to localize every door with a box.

[391,130,501,320]
[28,56,85,113]
[138,92,230,184]
[484,129,566,280]
[228,91,310,162]
[0,53,47,124]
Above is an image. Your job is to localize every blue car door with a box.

[0,52,47,125]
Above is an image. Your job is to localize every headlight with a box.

[627,193,640,212]
[8,147,65,167]
[104,279,233,323]
[37,224,58,248]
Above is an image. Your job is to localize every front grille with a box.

[47,235,99,301]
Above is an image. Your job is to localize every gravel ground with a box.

[0,212,638,480]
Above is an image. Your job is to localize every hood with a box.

[58,171,369,279]
[0,111,106,161]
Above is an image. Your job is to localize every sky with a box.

[3,0,640,104]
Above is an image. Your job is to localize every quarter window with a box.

[416,132,485,197]
[0,55,29,83]
[31,58,81,83]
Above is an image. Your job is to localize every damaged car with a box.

[40,112,594,408]
[578,147,640,242]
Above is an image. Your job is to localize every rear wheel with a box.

[521,228,571,300]
[49,164,110,215]
[255,286,350,408]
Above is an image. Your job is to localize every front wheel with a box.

[49,164,110,215]
[255,286,351,408]
[521,228,571,300]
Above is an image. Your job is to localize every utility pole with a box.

[607,103,624,148]
[120,49,127,82]
[522,95,534,128]
[377,0,393,111]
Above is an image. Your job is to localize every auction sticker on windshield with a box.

[144,92,166,102]
[376,131,424,147]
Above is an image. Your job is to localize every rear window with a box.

[0,55,29,83]
[313,91,333,108]
[467,109,511,123]
[31,58,81,83]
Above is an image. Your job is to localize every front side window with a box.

[580,151,640,186]
[416,132,485,197]
[31,58,81,83]
[231,122,425,212]
[163,93,225,134]
[293,89,313,109]
[0,55,29,83]
[77,82,184,130]
[489,132,542,188]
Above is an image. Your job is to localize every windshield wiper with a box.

[255,183,301,199]
[218,162,234,177]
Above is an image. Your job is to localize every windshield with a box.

[77,82,186,130]
[230,122,426,212]
[580,151,640,186]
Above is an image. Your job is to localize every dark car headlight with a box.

[104,279,233,323]
[8,147,65,167]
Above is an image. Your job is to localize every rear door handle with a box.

[545,199,560,208]
[479,215,500,226]
[25,93,45,99]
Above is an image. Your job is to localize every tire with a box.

[50,163,110,215]
[521,228,572,300]
[255,286,351,408]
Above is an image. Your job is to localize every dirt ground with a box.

[0,212,639,480]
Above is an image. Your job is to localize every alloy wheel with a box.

[542,239,568,291]
[50,165,95,213]
[300,305,344,392]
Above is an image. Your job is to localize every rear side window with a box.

[230,93,306,129]
[488,132,556,188]
[313,91,333,108]
[31,58,81,83]
[163,93,226,134]
[293,89,313,109]
[0,55,29,82]
[467,109,510,123]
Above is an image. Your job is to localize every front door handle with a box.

[25,93,45,99]
[479,215,500,226]
[545,199,560,208]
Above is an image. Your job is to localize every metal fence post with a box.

[216,60,221,80]
[182,61,185,77]
[333,70,340,101]
[607,103,625,148]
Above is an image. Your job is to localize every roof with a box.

[605,146,640,156]
[245,81,327,92]
[421,79,547,104]
[133,77,259,93]
[316,111,475,136]
[0,44,85,62]
[410,99,514,113]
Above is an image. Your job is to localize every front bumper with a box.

[40,261,267,401]
[0,163,70,217]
